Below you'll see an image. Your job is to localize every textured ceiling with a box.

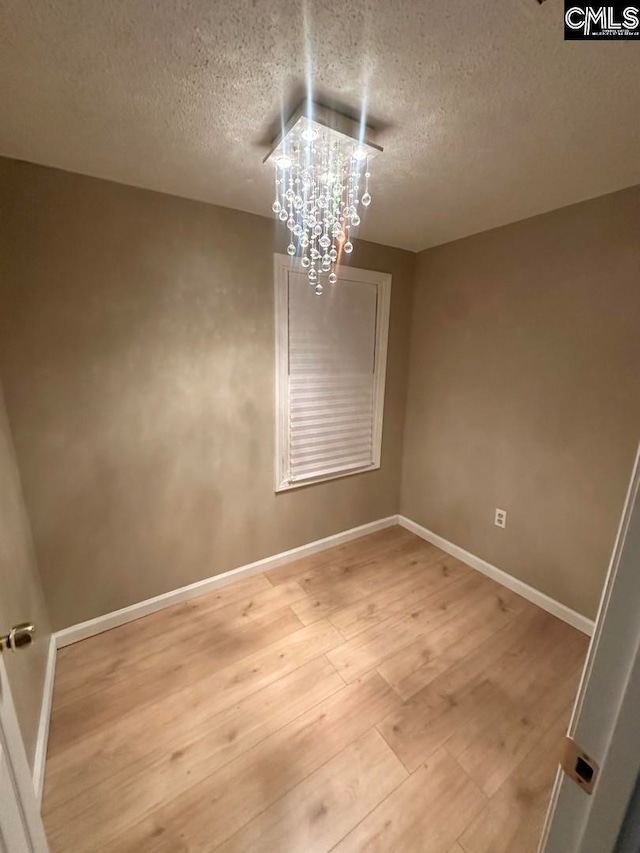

[1,0,639,251]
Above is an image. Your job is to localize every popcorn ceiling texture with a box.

[0,0,639,251]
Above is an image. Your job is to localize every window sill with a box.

[275,462,380,493]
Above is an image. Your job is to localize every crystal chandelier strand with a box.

[362,158,372,207]
[271,116,375,294]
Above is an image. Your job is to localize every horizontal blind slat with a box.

[289,422,372,439]
[289,376,373,386]
[291,428,373,449]
[292,444,373,468]
[292,456,374,479]
[291,402,373,419]
[290,414,373,430]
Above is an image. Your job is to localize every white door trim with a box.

[31,637,56,805]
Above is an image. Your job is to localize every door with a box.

[0,652,48,852]
[540,444,640,852]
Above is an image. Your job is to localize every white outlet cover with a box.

[495,508,507,528]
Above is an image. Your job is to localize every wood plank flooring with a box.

[43,527,588,852]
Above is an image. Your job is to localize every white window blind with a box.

[275,255,391,491]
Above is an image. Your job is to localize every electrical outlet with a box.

[495,508,507,529]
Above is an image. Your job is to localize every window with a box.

[274,254,391,491]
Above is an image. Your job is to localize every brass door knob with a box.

[0,623,36,653]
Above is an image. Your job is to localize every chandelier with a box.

[265,102,382,294]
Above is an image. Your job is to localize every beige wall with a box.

[0,383,51,768]
[401,186,640,619]
[0,158,415,631]
[2,155,637,633]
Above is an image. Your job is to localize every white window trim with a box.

[274,252,391,492]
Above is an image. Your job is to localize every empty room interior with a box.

[1,2,639,852]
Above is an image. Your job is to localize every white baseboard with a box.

[32,634,56,804]
[54,515,399,648]
[53,511,593,649]
[398,515,594,636]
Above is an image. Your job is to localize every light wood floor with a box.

[43,527,588,852]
